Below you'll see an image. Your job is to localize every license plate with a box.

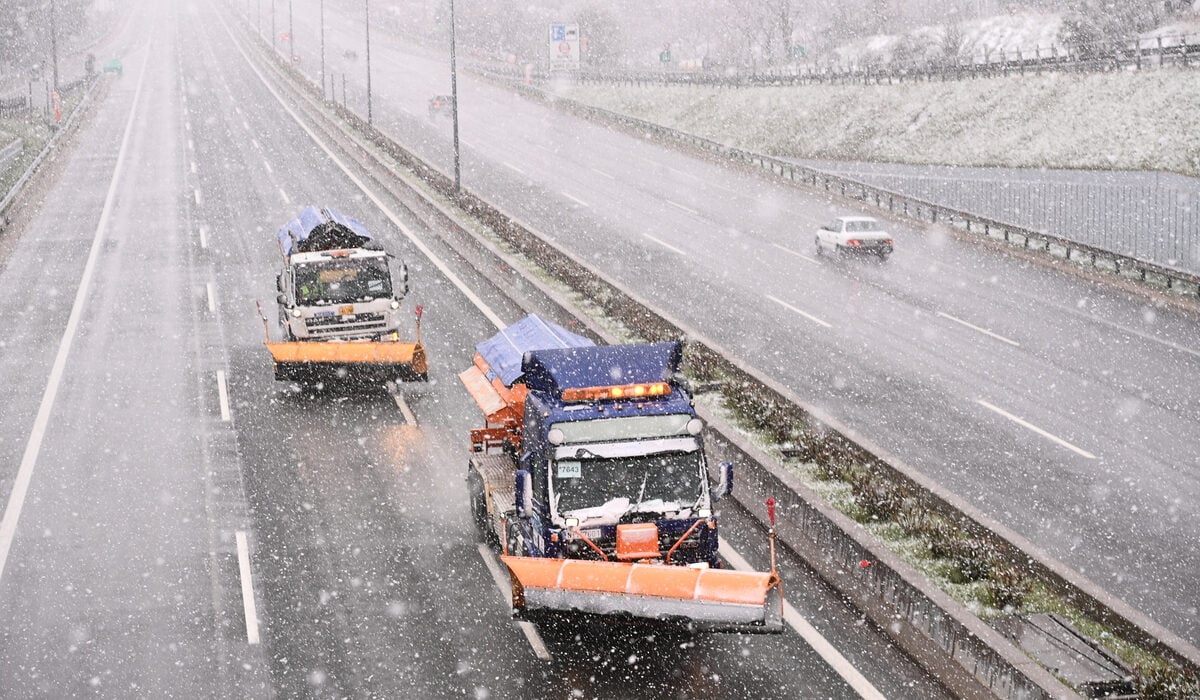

[557,461,582,478]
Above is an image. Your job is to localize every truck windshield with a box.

[552,451,704,516]
[294,258,392,305]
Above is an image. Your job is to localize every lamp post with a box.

[449,0,461,192]
[49,0,59,89]
[288,0,294,62]
[319,0,326,99]
[365,0,373,125]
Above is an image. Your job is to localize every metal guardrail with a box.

[0,76,99,224]
[477,32,1200,89]
[479,71,1200,301]
[241,21,1200,697]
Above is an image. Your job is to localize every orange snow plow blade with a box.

[501,556,783,633]
[266,340,428,381]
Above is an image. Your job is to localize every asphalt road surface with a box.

[266,0,1200,647]
[0,0,954,697]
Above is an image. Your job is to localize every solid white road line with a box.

[476,544,552,660]
[936,311,1020,347]
[279,188,291,204]
[216,370,231,422]
[206,282,216,314]
[221,17,507,329]
[643,233,686,256]
[562,192,589,208]
[262,159,273,174]
[667,166,702,182]
[666,199,699,216]
[1055,304,1200,361]
[590,167,615,180]
[198,225,209,249]
[977,399,1097,460]
[771,242,819,265]
[193,188,202,206]
[766,294,833,329]
[393,393,417,426]
[235,531,261,645]
[720,545,886,700]
[0,47,151,584]
[503,161,526,176]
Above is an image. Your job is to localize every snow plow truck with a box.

[260,206,428,383]
[461,315,783,633]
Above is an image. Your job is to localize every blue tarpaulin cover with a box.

[476,315,593,388]
[277,206,374,256]
[523,342,682,394]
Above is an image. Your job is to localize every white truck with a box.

[262,206,428,383]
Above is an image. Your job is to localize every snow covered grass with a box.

[560,67,1200,176]
[688,377,1196,689]
[0,116,54,202]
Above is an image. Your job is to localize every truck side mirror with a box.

[276,293,287,305]
[713,461,734,501]
[276,273,284,292]
[515,470,533,518]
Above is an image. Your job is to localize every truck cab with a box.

[274,207,409,342]
[510,343,720,566]
[277,247,408,341]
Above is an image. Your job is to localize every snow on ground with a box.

[561,67,1200,176]
[834,12,1065,65]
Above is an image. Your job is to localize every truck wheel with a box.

[468,471,496,545]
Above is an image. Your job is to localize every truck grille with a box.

[305,312,388,336]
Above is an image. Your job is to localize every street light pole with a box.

[49,0,59,89]
[365,0,373,125]
[449,0,461,192]
[288,0,294,62]
[320,0,326,99]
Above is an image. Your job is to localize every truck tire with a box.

[468,470,496,546]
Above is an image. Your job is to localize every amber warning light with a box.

[561,382,671,402]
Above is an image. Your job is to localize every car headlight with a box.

[390,300,400,310]
[290,309,302,318]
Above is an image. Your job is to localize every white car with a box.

[815,216,894,261]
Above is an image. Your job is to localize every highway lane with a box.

[267,3,1200,645]
[171,2,954,697]
[0,2,267,696]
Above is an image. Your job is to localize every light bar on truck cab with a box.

[328,249,351,257]
[560,382,671,402]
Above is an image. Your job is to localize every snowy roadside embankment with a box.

[560,68,1200,177]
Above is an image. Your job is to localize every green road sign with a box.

[792,45,806,59]
[660,50,671,63]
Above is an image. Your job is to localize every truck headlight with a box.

[390,300,400,310]
[687,418,703,435]
[290,309,302,318]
